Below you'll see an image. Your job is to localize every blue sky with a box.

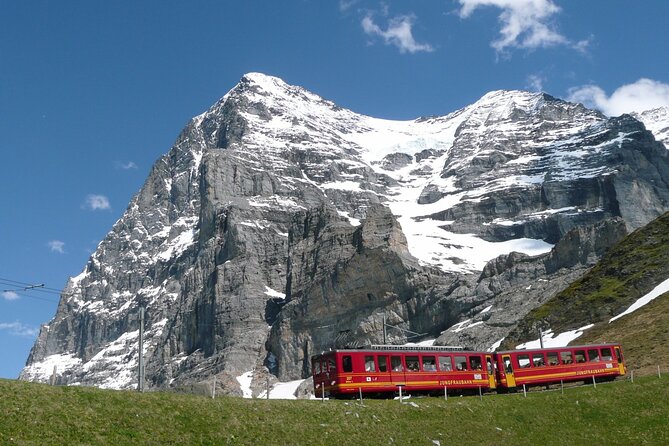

[1,0,668,379]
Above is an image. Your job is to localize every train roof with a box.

[495,343,622,354]
[312,344,481,358]
[311,342,623,359]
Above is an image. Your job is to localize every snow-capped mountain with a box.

[633,106,669,148]
[20,74,669,394]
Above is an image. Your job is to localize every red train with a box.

[311,343,626,398]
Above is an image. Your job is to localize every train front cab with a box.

[614,345,626,375]
[311,352,338,397]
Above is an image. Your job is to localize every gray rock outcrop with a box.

[19,74,669,395]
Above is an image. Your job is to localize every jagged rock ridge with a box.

[20,74,669,395]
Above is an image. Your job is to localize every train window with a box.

[391,356,404,372]
[455,356,468,371]
[328,358,336,372]
[547,352,559,366]
[313,360,321,375]
[517,354,531,368]
[365,356,376,372]
[406,356,420,372]
[470,356,483,371]
[343,355,353,373]
[560,351,573,364]
[588,349,600,362]
[379,356,388,372]
[532,353,545,367]
[601,348,613,361]
[575,350,586,363]
[486,357,493,374]
[504,357,513,373]
[422,356,437,371]
[439,356,453,371]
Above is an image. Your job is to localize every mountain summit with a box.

[21,74,669,394]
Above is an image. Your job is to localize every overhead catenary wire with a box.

[0,276,74,303]
[0,277,66,294]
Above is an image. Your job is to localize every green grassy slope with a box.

[504,211,669,360]
[2,377,669,445]
[577,291,669,376]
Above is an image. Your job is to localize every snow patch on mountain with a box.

[633,106,669,148]
[609,276,669,323]
[20,353,82,382]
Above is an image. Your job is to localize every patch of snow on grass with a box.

[268,379,305,399]
[515,324,594,349]
[236,371,254,398]
[609,277,669,323]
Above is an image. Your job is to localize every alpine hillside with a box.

[20,74,669,395]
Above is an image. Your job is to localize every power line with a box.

[0,276,72,303]
[0,277,64,293]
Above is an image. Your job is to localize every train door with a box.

[485,355,496,389]
[502,354,516,388]
[614,346,626,375]
[377,355,391,390]
[390,355,406,386]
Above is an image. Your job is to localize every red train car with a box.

[494,343,626,390]
[311,343,626,398]
[311,345,497,398]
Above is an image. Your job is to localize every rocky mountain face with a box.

[20,74,669,395]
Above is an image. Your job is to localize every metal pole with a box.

[538,328,544,349]
[50,366,57,386]
[444,385,448,401]
[212,375,216,399]
[592,375,596,388]
[658,365,662,378]
[267,378,270,400]
[479,385,482,401]
[399,385,403,403]
[523,384,527,398]
[138,307,145,392]
[383,314,387,345]
[631,370,634,383]
[359,387,363,403]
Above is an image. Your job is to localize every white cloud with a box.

[83,194,111,211]
[567,79,669,116]
[0,321,39,338]
[48,240,66,254]
[458,0,578,53]
[362,14,434,54]
[2,291,20,301]
[117,161,138,170]
[339,0,358,12]
[526,74,545,92]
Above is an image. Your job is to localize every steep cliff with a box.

[20,74,669,394]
